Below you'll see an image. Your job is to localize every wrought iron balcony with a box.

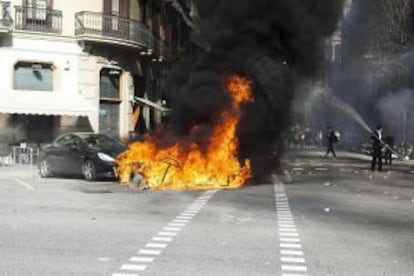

[14,5,62,33]
[75,11,170,60]
[0,1,12,31]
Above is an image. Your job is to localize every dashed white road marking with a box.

[281,257,306,263]
[138,249,161,255]
[158,231,178,236]
[129,256,154,263]
[163,227,182,231]
[145,243,168,249]
[279,232,299,237]
[282,265,307,272]
[281,250,304,256]
[111,190,217,276]
[280,243,302,248]
[275,182,308,276]
[168,223,186,227]
[280,238,301,243]
[151,237,172,242]
[120,264,147,271]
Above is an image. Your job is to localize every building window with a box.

[14,62,54,91]
[99,68,121,137]
[26,0,48,20]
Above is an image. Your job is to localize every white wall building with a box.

[0,0,185,150]
[326,0,354,63]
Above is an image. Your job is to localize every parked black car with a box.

[38,133,127,181]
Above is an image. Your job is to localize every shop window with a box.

[14,62,54,91]
[99,68,121,137]
[100,68,121,99]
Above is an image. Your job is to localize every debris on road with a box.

[324,207,331,212]
[323,182,331,187]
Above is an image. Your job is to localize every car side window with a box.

[55,135,74,147]
[72,136,83,147]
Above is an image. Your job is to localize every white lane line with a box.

[278,222,295,225]
[145,243,168,249]
[278,222,295,226]
[281,257,306,263]
[172,219,190,223]
[278,217,294,221]
[279,232,299,237]
[138,249,161,255]
[281,250,304,256]
[278,228,297,232]
[281,265,307,272]
[112,190,217,276]
[280,243,302,249]
[168,223,186,227]
[176,216,193,220]
[163,227,182,231]
[158,232,178,236]
[151,237,172,242]
[120,264,147,271]
[129,256,154,263]
[275,182,308,275]
[280,238,301,243]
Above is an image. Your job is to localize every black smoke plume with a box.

[164,0,344,179]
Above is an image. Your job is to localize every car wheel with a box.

[39,158,53,178]
[82,160,96,181]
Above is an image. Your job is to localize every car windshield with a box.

[79,134,125,150]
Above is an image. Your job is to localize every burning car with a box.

[38,133,126,181]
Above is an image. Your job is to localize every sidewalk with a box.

[285,148,414,172]
[0,164,38,179]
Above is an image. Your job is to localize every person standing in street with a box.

[325,126,337,158]
[371,125,384,171]
[383,135,394,165]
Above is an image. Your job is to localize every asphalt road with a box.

[0,150,413,276]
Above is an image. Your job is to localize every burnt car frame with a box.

[38,132,126,181]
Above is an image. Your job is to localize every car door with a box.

[63,135,84,175]
[46,134,73,173]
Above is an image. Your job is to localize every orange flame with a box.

[115,74,253,190]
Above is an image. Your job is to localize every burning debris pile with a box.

[116,75,252,190]
[116,0,344,190]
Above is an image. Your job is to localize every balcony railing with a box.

[75,12,152,47]
[0,1,12,28]
[75,11,170,60]
[14,6,62,33]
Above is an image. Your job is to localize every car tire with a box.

[82,160,96,181]
[39,158,53,178]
